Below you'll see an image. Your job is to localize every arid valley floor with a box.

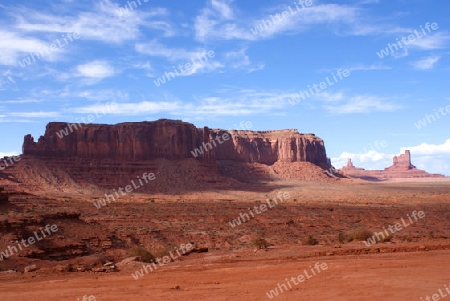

[1,179,449,301]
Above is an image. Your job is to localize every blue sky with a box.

[1,0,449,175]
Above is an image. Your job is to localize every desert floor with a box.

[0,179,449,301]
[1,249,449,301]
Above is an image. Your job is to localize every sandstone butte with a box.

[339,150,444,180]
[0,119,443,194]
[1,119,333,193]
[22,119,327,165]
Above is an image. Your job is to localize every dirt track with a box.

[1,249,449,301]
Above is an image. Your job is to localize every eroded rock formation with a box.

[23,120,328,166]
[340,159,364,173]
[389,150,415,170]
[23,120,215,162]
[339,150,443,180]
[6,119,333,192]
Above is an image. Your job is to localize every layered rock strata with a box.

[23,120,328,166]
[8,119,332,192]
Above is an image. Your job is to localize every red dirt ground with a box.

[0,179,449,300]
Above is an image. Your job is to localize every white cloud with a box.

[188,92,283,116]
[135,40,202,61]
[0,151,20,157]
[72,89,295,117]
[0,119,35,123]
[0,69,17,90]
[0,99,42,104]
[318,64,391,73]
[74,101,183,115]
[134,61,152,70]
[402,139,450,175]
[12,0,174,43]
[323,95,402,114]
[75,60,116,80]
[136,42,263,75]
[401,139,450,155]
[392,48,409,59]
[332,150,394,170]
[181,60,223,76]
[252,4,358,38]
[6,111,60,118]
[314,92,344,102]
[136,41,224,75]
[224,48,264,72]
[195,1,360,41]
[211,0,234,19]
[357,0,380,4]
[0,30,53,66]
[347,64,392,71]
[410,56,441,70]
[407,33,450,50]
[134,61,154,77]
[10,112,60,118]
[74,89,128,101]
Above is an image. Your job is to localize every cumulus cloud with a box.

[401,138,450,155]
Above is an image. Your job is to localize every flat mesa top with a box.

[45,121,318,138]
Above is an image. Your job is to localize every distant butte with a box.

[339,150,444,180]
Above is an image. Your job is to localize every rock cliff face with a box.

[22,120,328,166]
[23,120,215,161]
[10,119,332,192]
[211,129,326,165]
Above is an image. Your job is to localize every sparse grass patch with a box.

[253,237,269,249]
[302,235,319,245]
[128,247,155,263]
[377,232,393,243]
[346,227,374,242]
[152,246,173,259]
